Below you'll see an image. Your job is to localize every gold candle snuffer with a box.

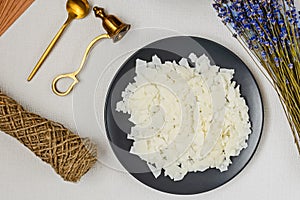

[27,0,90,81]
[51,7,131,96]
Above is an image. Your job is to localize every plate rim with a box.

[104,36,264,195]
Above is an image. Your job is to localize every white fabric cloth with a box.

[0,0,299,199]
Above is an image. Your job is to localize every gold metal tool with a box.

[52,6,131,96]
[27,0,90,81]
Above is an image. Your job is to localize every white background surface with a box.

[1,0,300,199]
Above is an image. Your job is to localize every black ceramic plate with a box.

[104,36,264,195]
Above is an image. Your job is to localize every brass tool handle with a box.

[52,33,110,97]
[27,16,73,81]
[52,72,79,96]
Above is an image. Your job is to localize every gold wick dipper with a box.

[52,6,131,96]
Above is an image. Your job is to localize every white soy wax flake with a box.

[116,54,251,181]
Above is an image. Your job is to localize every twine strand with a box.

[0,91,97,182]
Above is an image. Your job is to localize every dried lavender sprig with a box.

[213,0,300,153]
[214,0,299,104]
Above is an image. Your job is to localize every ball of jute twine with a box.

[0,91,97,182]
